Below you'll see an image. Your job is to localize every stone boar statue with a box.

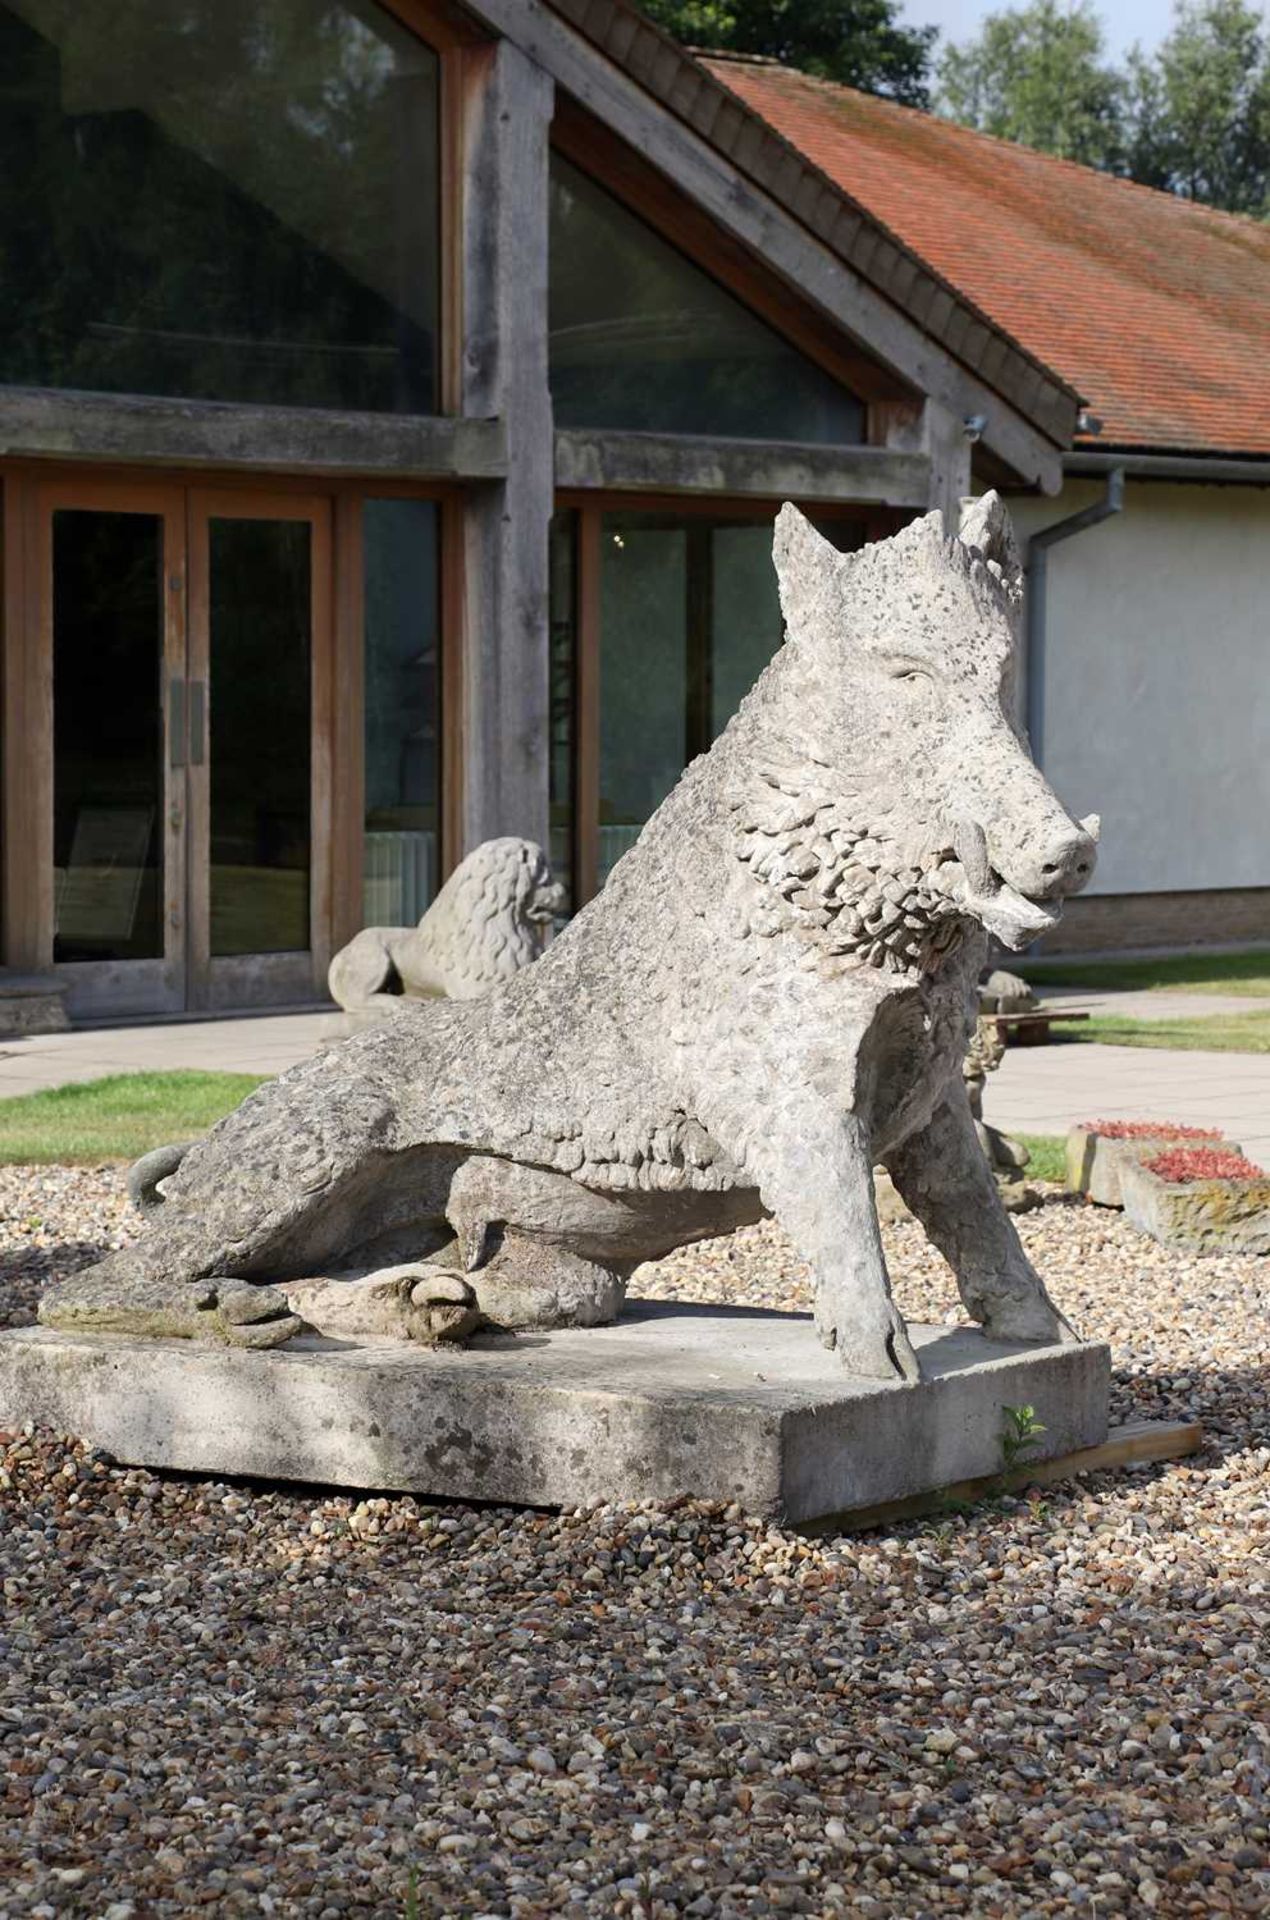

[44,496,1098,1382]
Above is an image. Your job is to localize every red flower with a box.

[1144,1148,1264,1184]
[1080,1120,1223,1141]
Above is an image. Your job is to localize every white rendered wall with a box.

[1009,480,1270,896]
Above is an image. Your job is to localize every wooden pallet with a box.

[994,1008,1091,1047]
[804,1420,1204,1535]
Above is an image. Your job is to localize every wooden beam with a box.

[800,1420,1205,1536]
[457,40,555,854]
[0,389,507,483]
[556,428,932,507]
[0,472,49,972]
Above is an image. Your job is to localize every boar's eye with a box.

[884,659,933,687]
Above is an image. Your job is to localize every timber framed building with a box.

[1,0,1089,1023]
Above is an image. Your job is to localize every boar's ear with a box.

[772,504,844,631]
[958,490,1023,592]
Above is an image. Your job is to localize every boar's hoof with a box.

[982,1295,1080,1348]
[818,1301,922,1384]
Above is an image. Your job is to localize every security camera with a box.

[962,413,988,443]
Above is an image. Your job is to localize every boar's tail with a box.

[127,1140,195,1213]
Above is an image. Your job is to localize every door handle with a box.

[189,681,206,766]
[169,678,187,768]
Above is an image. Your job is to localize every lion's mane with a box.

[402,838,552,1000]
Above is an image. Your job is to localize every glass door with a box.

[41,480,188,1018]
[186,492,333,1011]
[39,481,332,1017]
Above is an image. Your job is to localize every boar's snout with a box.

[1009,822,1097,902]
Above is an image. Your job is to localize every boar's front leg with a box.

[761,1099,920,1382]
[885,1093,1078,1346]
[700,1061,920,1382]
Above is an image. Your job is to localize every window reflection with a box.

[593,512,865,887]
[363,499,440,927]
[0,0,439,413]
[550,157,864,444]
[52,510,163,962]
[548,510,577,911]
[209,519,311,956]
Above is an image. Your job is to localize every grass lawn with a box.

[1016,1134,1065,1182]
[0,1071,266,1165]
[1022,947,1270,997]
[1071,1010,1270,1054]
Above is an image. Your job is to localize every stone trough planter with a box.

[1065,1122,1234,1208]
[1119,1148,1270,1255]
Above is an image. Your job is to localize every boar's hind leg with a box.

[885,1094,1078,1347]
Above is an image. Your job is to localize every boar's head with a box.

[751,495,1097,960]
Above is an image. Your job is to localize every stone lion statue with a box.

[328,837,564,1019]
[45,496,1098,1382]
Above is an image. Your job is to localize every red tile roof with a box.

[703,55,1270,456]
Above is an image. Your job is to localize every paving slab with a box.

[986,1042,1270,1165]
[0,1305,1109,1525]
[1039,986,1265,1020]
[0,1012,336,1094]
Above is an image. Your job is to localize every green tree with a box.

[937,0,1125,167]
[1127,0,1270,214]
[637,0,937,106]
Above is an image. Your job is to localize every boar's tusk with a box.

[1079,812,1102,843]
[952,818,993,895]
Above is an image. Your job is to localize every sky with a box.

[898,0,1177,62]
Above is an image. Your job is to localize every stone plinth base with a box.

[0,1306,1110,1525]
[0,975,69,1038]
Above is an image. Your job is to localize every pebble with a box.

[0,1165,1267,1916]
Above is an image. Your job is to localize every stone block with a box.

[1119,1160,1270,1255]
[0,1305,1110,1526]
[1064,1127,1241,1208]
[0,975,69,1039]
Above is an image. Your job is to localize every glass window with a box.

[0,0,439,414]
[548,510,577,911]
[209,518,311,955]
[564,511,865,889]
[599,519,689,884]
[550,157,864,444]
[710,524,789,735]
[52,509,164,962]
[363,498,440,927]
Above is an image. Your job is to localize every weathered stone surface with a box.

[1120,1161,1270,1254]
[0,975,69,1038]
[43,497,1100,1384]
[1064,1127,1244,1208]
[328,838,563,1017]
[0,1310,1110,1524]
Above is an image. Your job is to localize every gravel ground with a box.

[0,1164,1266,1919]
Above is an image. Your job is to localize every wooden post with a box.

[456,39,554,855]
[1,474,52,973]
[872,397,971,533]
[924,399,974,533]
